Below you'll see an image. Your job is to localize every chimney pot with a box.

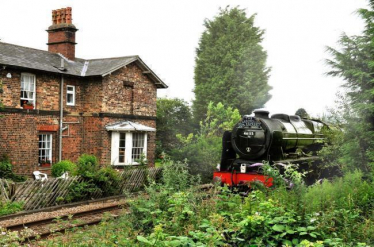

[66,7,72,24]
[47,7,77,60]
[52,10,57,25]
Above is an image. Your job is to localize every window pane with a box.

[132,133,145,162]
[21,74,35,104]
[118,133,126,163]
[39,134,52,164]
[67,94,73,103]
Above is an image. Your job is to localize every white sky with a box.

[0,0,367,116]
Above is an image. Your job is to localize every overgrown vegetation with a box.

[65,154,121,202]
[30,161,373,246]
[0,201,23,217]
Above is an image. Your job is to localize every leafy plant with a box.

[77,153,99,176]
[51,160,77,177]
[0,201,23,216]
[65,154,121,202]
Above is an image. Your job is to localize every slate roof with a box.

[0,42,167,88]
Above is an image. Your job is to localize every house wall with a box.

[0,63,157,176]
[0,111,60,175]
[102,64,157,116]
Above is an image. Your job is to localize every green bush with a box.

[51,160,77,177]
[94,166,121,196]
[0,155,26,182]
[65,154,121,202]
[77,154,99,176]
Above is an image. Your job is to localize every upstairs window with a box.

[67,85,75,106]
[20,73,36,107]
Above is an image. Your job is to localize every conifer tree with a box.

[326,1,374,171]
[193,7,271,123]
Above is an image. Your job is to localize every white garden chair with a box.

[58,172,69,179]
[33,171,48,182]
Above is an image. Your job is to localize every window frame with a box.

[20,73,36,107]
[38,134,53,165]
[110,132,148,166]
[66,85,75,106]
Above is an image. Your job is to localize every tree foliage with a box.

[295,108,310,119]
[156,98,193,155]
[326,1,374,172]
[193,7,272,123]
[172,102,241,182]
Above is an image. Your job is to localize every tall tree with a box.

[193,7,271,123]
[156,98,193,155]
[326,1,374,171]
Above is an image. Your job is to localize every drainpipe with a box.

[59,59,64,162]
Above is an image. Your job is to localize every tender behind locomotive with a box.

[215,110,327,188]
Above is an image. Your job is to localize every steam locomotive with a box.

[213,110,328,188]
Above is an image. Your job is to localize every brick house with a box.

[0,7,167,176]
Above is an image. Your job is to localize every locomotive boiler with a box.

[213,110,328,188]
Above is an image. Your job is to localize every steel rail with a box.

[6,203,124,232]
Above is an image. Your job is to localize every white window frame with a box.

[38,134,52,164]
[20,73,36,107]
[66,85,75,106]
[110,132,148,166]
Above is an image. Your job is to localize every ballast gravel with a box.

[0,199,126,228]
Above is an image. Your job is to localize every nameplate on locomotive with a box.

[238,116,262,129]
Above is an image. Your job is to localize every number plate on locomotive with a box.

[243,131,255,136]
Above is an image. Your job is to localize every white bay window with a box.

[106,121,155,166]
[111,132,148,165]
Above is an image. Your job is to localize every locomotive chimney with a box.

[47,7,77,60]
[253,110,269,119]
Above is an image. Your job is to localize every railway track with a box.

[0,196,129,245]
[0,185,214,245]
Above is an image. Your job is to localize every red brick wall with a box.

[0,61,158,176]
[0,112,59,175]
[102,64,157,116]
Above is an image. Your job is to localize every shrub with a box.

[65,154,121,202]
[77,154,99,177]
[0,155,26,182]
[51,160,77,177]
[94,166,121,196]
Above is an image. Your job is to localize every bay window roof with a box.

[105,121,155,132]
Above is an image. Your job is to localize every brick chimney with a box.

[47,7,77,60]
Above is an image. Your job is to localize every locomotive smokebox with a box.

[253,110,269,119]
